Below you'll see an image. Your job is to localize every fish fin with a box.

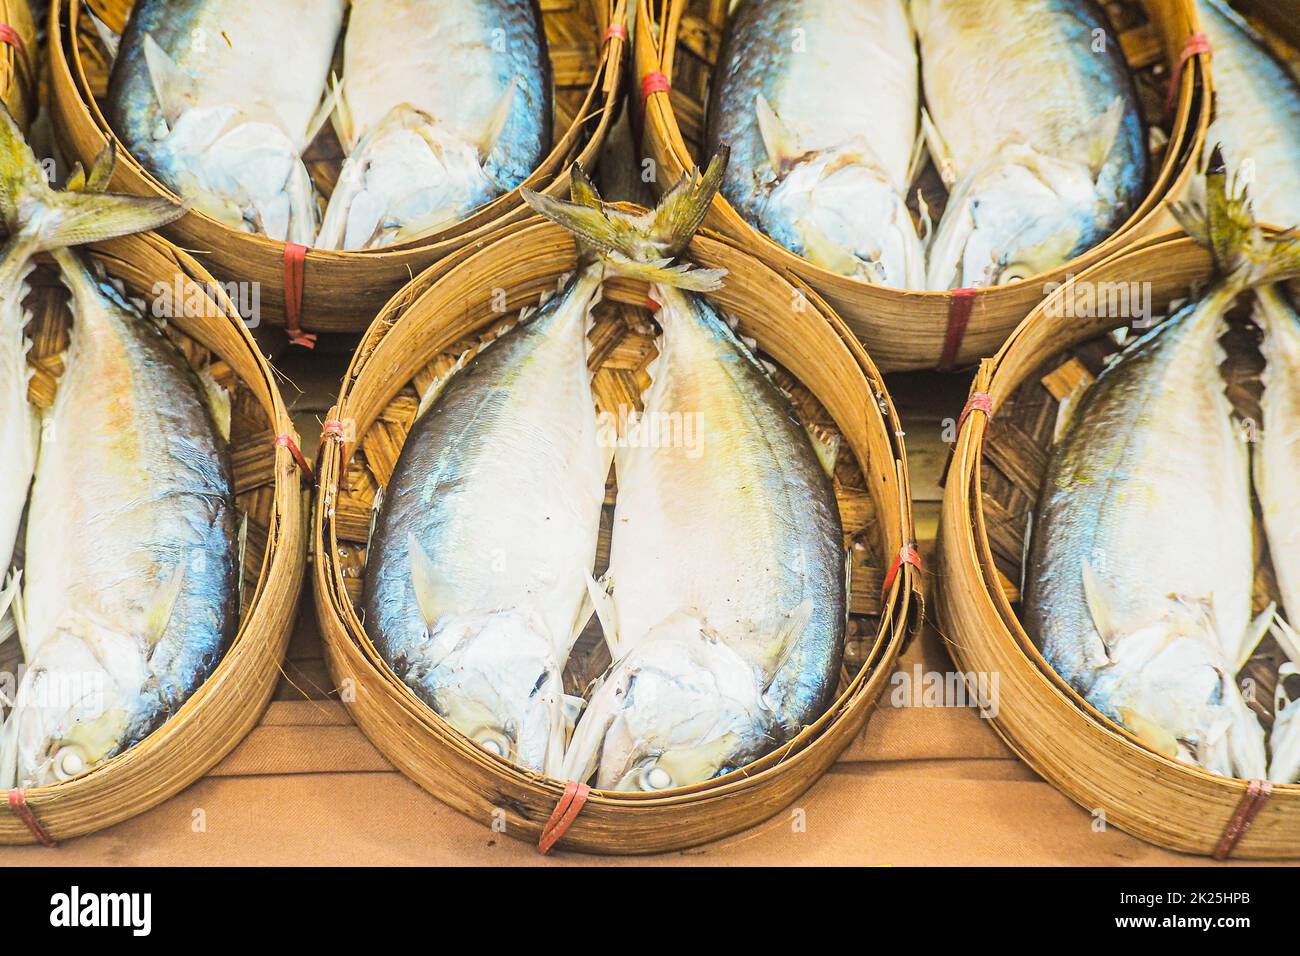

[562,694,585,736]
[905,125,928,190]
[1269,613,1300,667]
[915,188,933,247]
[1170,146,1256,278]
[236,512,249,612]
[569,161,605,209]
[0,569,21,648]
[604,252,727,292]
[761,598,814,686]
[797,220,872,280]
[10,568,28,661]
[476,77,517,162]
[804,422,840,478]
[1115,706,1180,759]
[0,104,182,253]
[1080,559,1120,662]
[520,149,728,266]
[88,8,121,63]
[407,532,452,632]
[755,94,801,171]
[585,575,621,658]
[142,33,196,128]
[197,367,232,443]
[304,74,342,151]
[1081,97,1125,180]
[920,107,957,186]
[1235,602,1277,673]
[144,564,188,654]
[328,73,355,152]
[82,143,118,194]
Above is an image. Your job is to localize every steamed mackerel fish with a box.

[563,297,845,792]
[363,269,608,776]
[1197,0,1300,228]
[914,0,1148,290]
[318,0,551,250]
[1023,283,1266,779]
[2,250,238,788]
[108,0,345,243]
[706,0,924,288]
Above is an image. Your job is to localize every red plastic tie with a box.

[282,243,316,349]
[958,391,994,432]
[8,790,55,848]
[538,780,591,855]
[640,71,670,106]
[1165,32,1211,118]
[0,25,31,83]
[937,287,978,372]
[881,544,921,602]
[646,295,661,312]
[1214,779,1271,860]
[320,419,348,443]
[603,22,627,43]
[275,433,314,486]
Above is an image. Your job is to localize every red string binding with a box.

[640,71,670,106]
[958,391,994,432]
[275,433,314,487]
[8,790,55,848]
[1214,779,1271,860]
[937,288,978,372]
[881,544,921,602]
[0,25,31,83]
[1165,32,1211,118]
[537,780,591,855]
[603,22,627,43]
[282,243,317,349]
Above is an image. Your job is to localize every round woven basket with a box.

[0,232,306,844]
[0,0,36,130]
[48,0,626,335]
[937,231,1300,859]
[634,0,1209,372]
[313,214,922,855]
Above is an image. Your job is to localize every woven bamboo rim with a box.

[48,0,626,334]
[634,0,1209,372]
[312,213,922,855]
[937,230,1300,859]
[0,232,306,844]
[0,0,36,130]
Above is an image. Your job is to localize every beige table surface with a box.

[0,357,1271,866]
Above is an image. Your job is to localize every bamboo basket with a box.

[0,233,306,844]
[48,0,625,335]
[937,231,1300,859]
[0,0,36,130]
[634,0,1209,372]
[313,215,922,855]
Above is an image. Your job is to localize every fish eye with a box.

[472,729,511,759]
[639,764,673,791]
[53,746,86,781]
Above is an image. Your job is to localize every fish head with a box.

[408,608,572,775]
[926,151,1108,290]
[3,620,146,788]
[763,155,925,288]
[1102,603,1262,777]
[562,613,777,792]
[316,104,498,250]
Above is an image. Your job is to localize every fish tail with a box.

[520,149,730,291]
[0,102,182,262]
[1173,145,1300,289]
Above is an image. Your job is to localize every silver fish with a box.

[1,243,237,788]
[914,0,1148,289]
[318,0,551,250]
[706,0,924,288]
[363,267,608,777]
[108,0,345,243]
[526,159,847,792]
[1023,277,1267,778]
